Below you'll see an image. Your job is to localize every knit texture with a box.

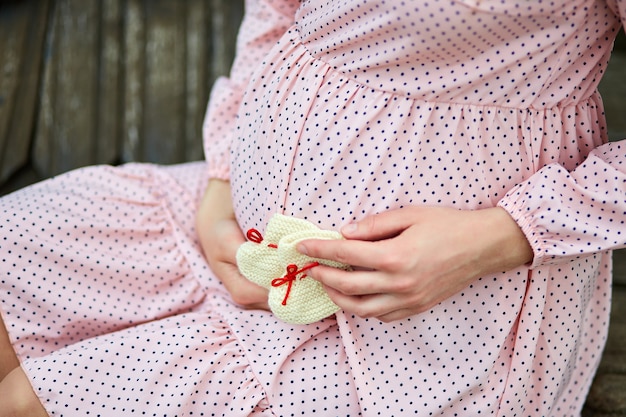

[236,214,350,324]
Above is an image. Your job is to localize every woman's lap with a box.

[0,162,360,416]
[19,310,269,416]
[0,162,212,360]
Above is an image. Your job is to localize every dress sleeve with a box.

[202,0,300,180]
[497,0,626,268]
[497,142,625,268]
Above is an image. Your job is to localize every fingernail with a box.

[342,223,357,235]
[297,243,308,255]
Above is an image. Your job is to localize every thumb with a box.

[341,209,415,241]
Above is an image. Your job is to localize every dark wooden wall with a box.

[0,0,244,195]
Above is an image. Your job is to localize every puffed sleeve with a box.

[497,2,626,268]
[202,0,300,180]
[497,142,625,267]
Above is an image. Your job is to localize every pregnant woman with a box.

[1,0,625,415]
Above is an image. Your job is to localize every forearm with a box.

[196,179,235,244]
[468,207,534,278]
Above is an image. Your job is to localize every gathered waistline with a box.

[289,23,602,113]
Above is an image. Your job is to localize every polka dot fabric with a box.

[1,162,359,416]
[1,1,625,417]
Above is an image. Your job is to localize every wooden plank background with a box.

[0,0,243,194]
[0,0,50,186]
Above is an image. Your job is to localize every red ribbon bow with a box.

[246,228,277,248]
[271,262,319,306]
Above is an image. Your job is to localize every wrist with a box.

[474,207,534,275]
[197,179,235,228]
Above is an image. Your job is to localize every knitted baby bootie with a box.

[236,214,350,325]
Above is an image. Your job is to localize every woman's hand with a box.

[196,179,269,310]
[297,206,533,322]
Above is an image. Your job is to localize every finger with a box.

[299,238,395,271]
[312,266,429,321]
[322,284,400,319]
[296,239,383,269]
[375,308,420,323]
[308,264,392,296]
[340,208,418,240]
[325,283,427,322]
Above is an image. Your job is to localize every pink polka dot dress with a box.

[2,0,626,416]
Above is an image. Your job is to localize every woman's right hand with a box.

[196,179,269,310]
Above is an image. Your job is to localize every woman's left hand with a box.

[297,206,533,322]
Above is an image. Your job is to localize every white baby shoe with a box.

[236,214,350,324]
